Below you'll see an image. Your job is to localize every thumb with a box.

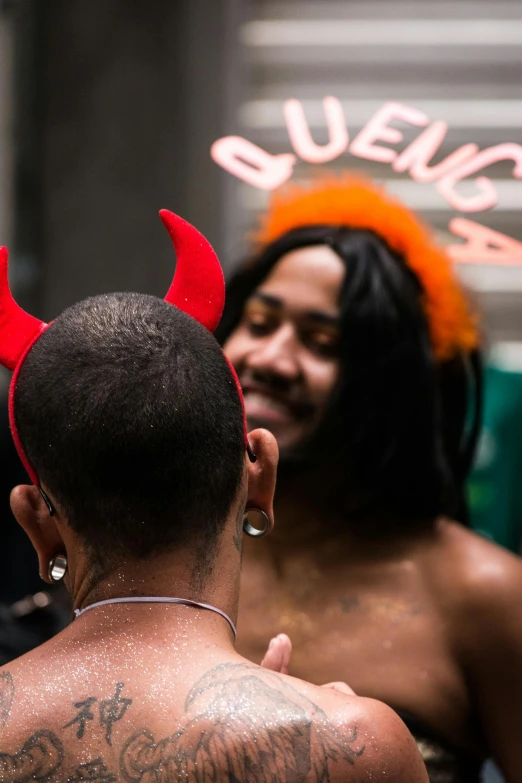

[261,633,293,675]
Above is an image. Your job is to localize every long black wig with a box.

[217,225,482,527]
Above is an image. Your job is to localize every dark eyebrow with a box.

[249,293,339,327]
[303,312,340,328]
[249,292,283,309]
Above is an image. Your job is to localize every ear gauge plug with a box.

[243,508,270,537]
[48,553,67,582]
[247,442,257,463]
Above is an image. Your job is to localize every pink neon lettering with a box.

[284,97,349,164]
[349,102,429,164]
[210,99,522,265]
[437,143,522,212]
[210,136,296,191]
[448,218,522,265]
[393,121,479,182]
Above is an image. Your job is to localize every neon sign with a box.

[211,99,522,265]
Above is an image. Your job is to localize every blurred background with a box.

[0,0,520,327]
[0,1,519,776]
[1,0,520,552]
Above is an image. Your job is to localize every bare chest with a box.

[236,557,472,745]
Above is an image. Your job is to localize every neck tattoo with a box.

[74,596,237,639]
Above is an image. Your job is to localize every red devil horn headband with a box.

[1,211,247,491]
[0,246,48,371]
[160,210,225,332]
[0,212,224,373]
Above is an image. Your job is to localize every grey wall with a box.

[33,0,245,321]
[0,6,13,249]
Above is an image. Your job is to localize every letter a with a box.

[448,218,522,265]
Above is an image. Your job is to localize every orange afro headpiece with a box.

[253,173,479,362]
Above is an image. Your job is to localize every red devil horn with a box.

[0,247,47,371]
[160,210,225,333]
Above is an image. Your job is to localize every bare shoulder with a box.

[350,698,429,783]
[428,520,522,658]
[181,661,429,782]
[0,664,16,730]
[0,648,74,725]
[271,674,428,782]
[429,523,522,775]
[0,661,66,782]
[432,519,522,616]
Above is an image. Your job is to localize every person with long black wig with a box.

[219,173,522,782]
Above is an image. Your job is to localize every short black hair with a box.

[216,226,482,526]
[15,293,245,568]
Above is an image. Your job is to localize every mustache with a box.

[239,370,315,419]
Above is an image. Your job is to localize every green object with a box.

[468,363,522,553]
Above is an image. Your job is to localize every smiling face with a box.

[224,245,345,454]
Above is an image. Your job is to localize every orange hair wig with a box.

[253,173,479,362]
